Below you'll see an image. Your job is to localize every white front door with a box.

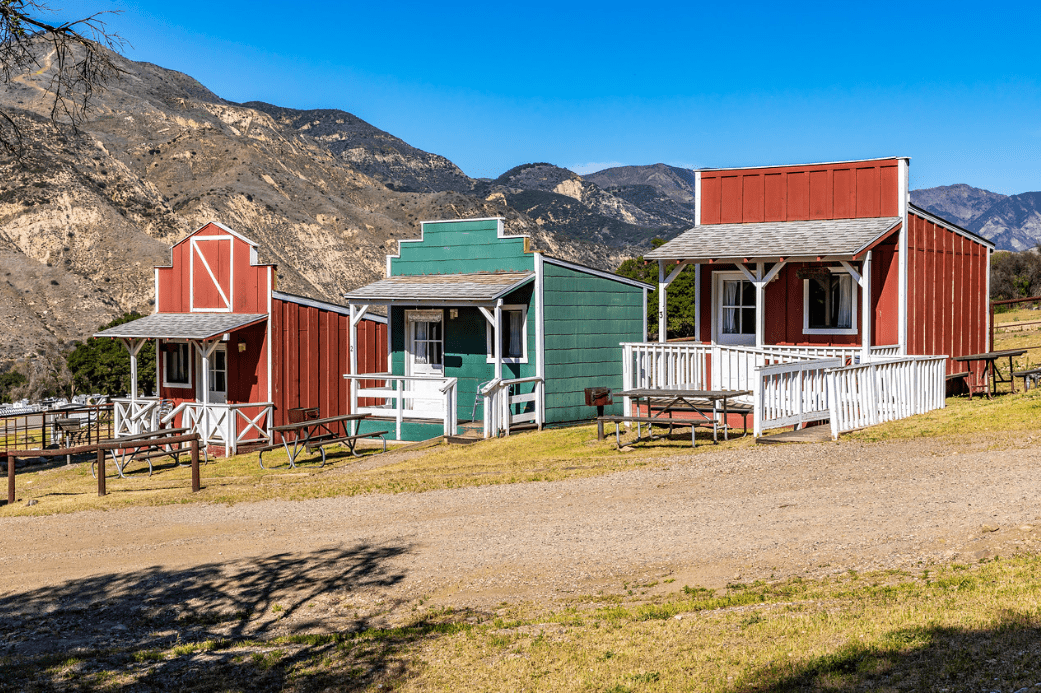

[405,310,444,417]
[197,344,228,404]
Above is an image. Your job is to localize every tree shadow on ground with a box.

[741,610,1041,692]
[0,542,464,691]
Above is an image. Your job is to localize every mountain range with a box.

[0,45,1037,394]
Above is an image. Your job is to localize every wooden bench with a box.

[257,430,388,468]
[597,416,716,449]
[1013,367,1041,391]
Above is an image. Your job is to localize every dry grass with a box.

[7,554,1041,691]
[0,423,756,517]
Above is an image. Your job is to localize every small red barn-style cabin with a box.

[624,157,995,437]
[94,222,386,455]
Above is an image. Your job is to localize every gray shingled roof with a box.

[345,272,534,303]
[94,313,268,340]
[644,217,902,261]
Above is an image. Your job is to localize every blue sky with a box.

[55,0,1041,193]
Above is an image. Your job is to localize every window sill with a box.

[485,356,528,364]
[803,328,858,336]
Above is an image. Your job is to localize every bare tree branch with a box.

[0,1,126,157]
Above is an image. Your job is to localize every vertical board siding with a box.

[700,159,901,225]
[905,211,990,375]
[157,223,272,314]
[543,263,644,422]
[270,298,386,427]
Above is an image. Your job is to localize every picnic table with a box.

[953,349,1028,399]
[258,413,388,469]
[92,428,203,479]
[605,388,753,448]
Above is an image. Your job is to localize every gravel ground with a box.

[1,433,1040,659]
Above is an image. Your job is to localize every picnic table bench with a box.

[953,349,1028,399]
[92,428,207,479]
[597,415,716,448]
[257,413,387,469]
[1012,366,1041,391]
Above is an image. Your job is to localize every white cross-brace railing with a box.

[826,356,947,439]
[160,401,272,457]
[113,397,160,436]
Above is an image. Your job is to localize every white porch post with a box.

[658,260,667,343]
[861,251,873,363]
[494,299,503,381]
[348,303,370,436]
[755,262,765,349]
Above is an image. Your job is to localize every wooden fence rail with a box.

[3,432,202,506]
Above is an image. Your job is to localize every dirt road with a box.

[1,434,1039,656]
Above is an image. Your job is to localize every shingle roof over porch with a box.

[345,271,534,304]
[645,217,903,262]
[93,313,268,340]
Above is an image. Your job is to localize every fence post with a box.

[96,447,106,496]
[6,453,14,505]
[827,371,840,440]
[191,437,200,492]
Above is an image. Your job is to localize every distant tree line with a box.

[66,313,155,396]
[990,250,1041,302]
[615,238,697,340]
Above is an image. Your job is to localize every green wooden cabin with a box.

[344,217,650,441]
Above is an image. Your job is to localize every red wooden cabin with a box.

[625,157,995,436]
[646,157,993,366]
[94,222,386,455]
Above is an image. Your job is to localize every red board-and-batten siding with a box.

[906,210,988,376]
[696,159,990,373]
[154,222,387,433]
[699,159,901,224]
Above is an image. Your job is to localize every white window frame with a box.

[711,271,756,346]
[162,340,192,388]
[486,305,529,364]
[803,268,858,336]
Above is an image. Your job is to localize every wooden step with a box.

[446,434,483,445]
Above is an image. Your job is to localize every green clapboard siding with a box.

[542,261,646,424]
[391,219,534,276]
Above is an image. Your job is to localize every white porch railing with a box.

[826,356,947,438]
[161,401,273,457]
[344,374,458,441]
[113,397,160,436]
[620,342,901,417]
[481,376,543,438]
[753,359,844,436]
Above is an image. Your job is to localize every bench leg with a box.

[615,422,622,449]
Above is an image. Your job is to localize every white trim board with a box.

[697,156,910,173]
[485,304,529,364]
[541,256,655,290]
[274,290,387,322]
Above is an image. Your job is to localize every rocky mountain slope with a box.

[911,184,1041,251]
[0,45,622,394]
[583,163,698,229]
[965,192,1041,251]
[473,163,685,248]
[910,184,1007,229]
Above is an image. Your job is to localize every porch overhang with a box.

[344,271,535,307]
[93,313,268,340]
[645,216,903,264]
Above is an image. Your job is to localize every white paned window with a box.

[721,279,755,336]
[163,342,191,388]
[486,305,528,363]
[803,270,858,335]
